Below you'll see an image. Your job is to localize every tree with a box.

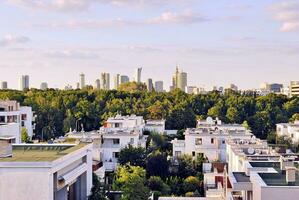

[89,173,107,200]
[183,176,201,193]
[175,155,196,179]
[146,151,169,179]
[21,128,29,143]
[113,164,150,200]
[118,145,147,167]
[118,82,147,92]
[290,113,299,122]
[147,176,170,195]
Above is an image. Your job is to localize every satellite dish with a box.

[248,147,255,155]
[206,117,213,124]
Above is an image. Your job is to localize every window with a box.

[291,134,294,138]
[21,114,27,121]
[211,138,214,144]
[113,139,120,145]
[195,138,202,145]
[222,140,225,144]
[175,151,181,157]
[115,123,120,128]
[113,152,119,158]
[130,138,134,144]
[192,151,195,157]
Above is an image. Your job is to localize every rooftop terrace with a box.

[0,143,86,162]
[259,171,299,186]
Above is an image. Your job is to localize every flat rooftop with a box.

[233,172,250,183]
[0,143,86,162]
[249,161,280,168]
[259,171,299,186]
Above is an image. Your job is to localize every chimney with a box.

[285,166,297,186]
[0,137,14,158]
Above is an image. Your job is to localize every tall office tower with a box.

[133,68,142,83]
[19,75,29,90]
[0,81,8,89]
[101,73,110,90]
[114,74,121,89]
[94,79,101,90]
[40,82,48,90]
[172,66,187,91]
[76,82,80,89]
[155,81,164,92]
[120,75,130,84]
[290,81,299,97]
[79,73,85,89]
[146,78,153,92]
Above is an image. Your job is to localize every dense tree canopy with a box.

[0,88,298,139]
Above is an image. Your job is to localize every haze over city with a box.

[0,0,299,89]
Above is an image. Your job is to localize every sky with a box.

[0,0,299,90]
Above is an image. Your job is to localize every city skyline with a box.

[0,0,299,89]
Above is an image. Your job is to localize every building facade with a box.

[100,73,110,90]
[20,75,29,91]
[154,81,164,92]
[134,68,142,83]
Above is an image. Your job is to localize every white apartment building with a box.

[145,119,165,134]
[276,121,299,144]
[0,138,93,200]
[0,100,34,143]
[172,117,252,162]
[66,115,147,172]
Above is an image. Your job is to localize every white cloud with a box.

[148,10,208,25]
[270,0,299,32]
[0,35,30,46]
[44,49,100,59]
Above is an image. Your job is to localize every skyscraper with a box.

[133,68,142,83]
[146,78,153,92]
[172,66,187,91]
[155,81,164,92]
[20,75,29,91]
[40,82,48,90]
[101,73,110,90]
[114,74,121,89]
[120,75,130,84]
[80,73,85,89]
[0,81,8,90]
[94,79,101,90]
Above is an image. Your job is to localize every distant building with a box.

[270,83,283,93]
[146,78,153,92]
[0,100,34,143]
[76,82,80,89]
[290,81,299,97]
[40,82,48,90]
[80,73,85,89]
[120,75,129,84]
[276,121,299,144]
[260,82,283,94]
[64,84,73,90]
[19,75,29,91]
[101,73,110,90]
[0,81,8,90]
[145,119,165,134]
[0,141,93,200]
[133,68,142,83]
[94,79,100,90]
[114,74,120,89]
[228,83,238,91]
[185,86,197,94]
[172,66,187,91]
[154,81,164,92]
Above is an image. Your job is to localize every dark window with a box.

[192,151,195,157]
[113,139,120,144]
[222,140,225,144]
[21,114,27,121]
[211,138,214,144]
[114,152,119,158]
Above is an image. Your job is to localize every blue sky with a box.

[0,0,298,90]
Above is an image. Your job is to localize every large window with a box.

[113,139,120,145]
[195,138,202,145]
[113,152,119,158]
[211,138,214,144]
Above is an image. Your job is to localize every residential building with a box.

[114,74,120,89]
[0,81,8,89]
[290,81,299,97]
[146,78,153,92]
[94,79,100,90]
[133,68,142,83]
[120,75,129,84]
[145,119,165,134]
[19,75,29,90]
[276,121,299,144]
[227,84,238,91]
[80,73,85,89]
[185,86,198,94]
[0,140,93,200]
[0,100,34,143]
[101,73,110,90]
[260,82,283,94]
[171,117,252,162]
[154,81,164,92]
[40,82,48,90]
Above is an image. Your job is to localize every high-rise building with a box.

[133,68,142,83]
[290,81,299,97]
[79,73,85,89]
[146,78,153,92]
[76,82,80,89]
[19,75,29,91]
[120,75,129,84]
[172,66,187,91]
[155,81,164,92]
[101,73,110,90]
[0,81,8,90]
[114,74,121,89]
[40,82,48,90]
[94,79,100,90]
